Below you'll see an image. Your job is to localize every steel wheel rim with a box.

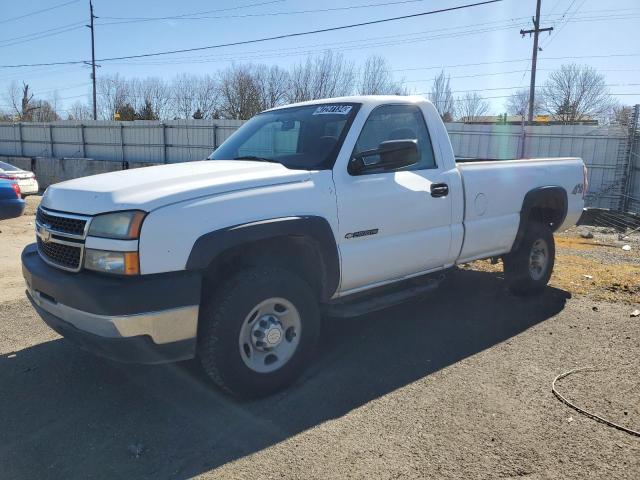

[529,238,549,281]
[238,297,302,373]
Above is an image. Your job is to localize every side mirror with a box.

[349,139,419,174]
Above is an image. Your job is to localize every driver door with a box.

[333,104,453,293]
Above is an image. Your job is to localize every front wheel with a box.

[198,266,320,398]
[503,222,555,295]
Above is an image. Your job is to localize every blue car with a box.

[0,179,25,220]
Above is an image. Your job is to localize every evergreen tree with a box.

[116,103,136,121]
[136,100,159,120]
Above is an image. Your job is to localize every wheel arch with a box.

[511,186,567,252]
[186,216,340,301]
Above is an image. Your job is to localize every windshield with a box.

[0,161,21,171]
[208,103,360,170]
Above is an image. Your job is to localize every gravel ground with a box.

[0,200,638,479]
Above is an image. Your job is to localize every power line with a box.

[0,24,85,49]
[1,5,636,70]
[93,0,503,63]
[108,22,523,67]
[99,0,285,22]
[93,11,638,68]
[97,0,443,25]
[540,0,587,49]
[0,0,502,68]
[0,21,84,45]
[32,82,92,97]
[404,69,531,83]
[393,53,640,72]
[0,0,81,25]
[97,4,640,26]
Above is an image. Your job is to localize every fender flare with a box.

[186,216,340,300]
[512,186,568,252]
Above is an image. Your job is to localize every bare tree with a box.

[540,64,613,124]
[67,101,93,121]
[457,92,489,122]
[170,74,199,119]
[505,89,541,119]
[5,81,37,120]
[4,82,62,121]
[358,55,406,95]
[218,64,263,120]
[194,75,219,119]
[130,77,172,120]
[97,74,130,120]
[31,100,60,122]
[608,104,633,127]
[288,51,355,103]
[255,65,289,110]
[429,71,455,121]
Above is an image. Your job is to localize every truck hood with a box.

[41,160,311,215]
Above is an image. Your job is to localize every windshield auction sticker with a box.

[313,105,353,115]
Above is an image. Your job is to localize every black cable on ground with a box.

[552,366,640,437]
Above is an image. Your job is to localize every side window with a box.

[351,104,436,173]
[237,121,300,158]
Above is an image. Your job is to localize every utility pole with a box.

[520,0,553,123]
[88,1,97,120]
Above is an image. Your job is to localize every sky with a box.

[0,0,639,117]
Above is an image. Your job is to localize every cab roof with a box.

[266,95,431,112]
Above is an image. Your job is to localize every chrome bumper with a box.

[28,285,198,345]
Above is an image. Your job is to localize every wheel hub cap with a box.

[252,314,284,350]
[239,297,302,373]
[529,238,549,281]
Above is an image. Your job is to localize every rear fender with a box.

[511,186,567,252]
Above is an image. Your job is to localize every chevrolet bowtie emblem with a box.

[39,225,52,243]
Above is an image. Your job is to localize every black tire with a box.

[503,222,555,295]
[198,266,320,398]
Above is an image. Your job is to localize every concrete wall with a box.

[1,155,160,191]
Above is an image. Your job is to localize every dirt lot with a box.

[0,198,638,479]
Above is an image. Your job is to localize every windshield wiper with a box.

[233,155,278,163]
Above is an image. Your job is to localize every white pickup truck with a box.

[22,96,586,397]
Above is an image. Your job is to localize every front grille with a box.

[36,208,87,236]
[37,238,82,270]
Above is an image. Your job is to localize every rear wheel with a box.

[503,222,555,295]
[198,266,320,398]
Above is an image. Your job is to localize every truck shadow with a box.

[0,269,569,479]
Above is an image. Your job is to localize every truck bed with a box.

[455,157,585,263]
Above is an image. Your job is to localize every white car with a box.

[0,161,39,197]
[23,95,587,397]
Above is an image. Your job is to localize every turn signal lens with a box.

[123,252,140,275]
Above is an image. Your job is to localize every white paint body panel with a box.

[331,98,463,293]
[139,171,338,274]
[37,95,585,298]
[41,160,310,215]
[456,158,585,263]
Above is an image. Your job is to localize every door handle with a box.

[430,183,449,198]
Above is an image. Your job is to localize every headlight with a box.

[88,210,146,239]
[84,249,139,275]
